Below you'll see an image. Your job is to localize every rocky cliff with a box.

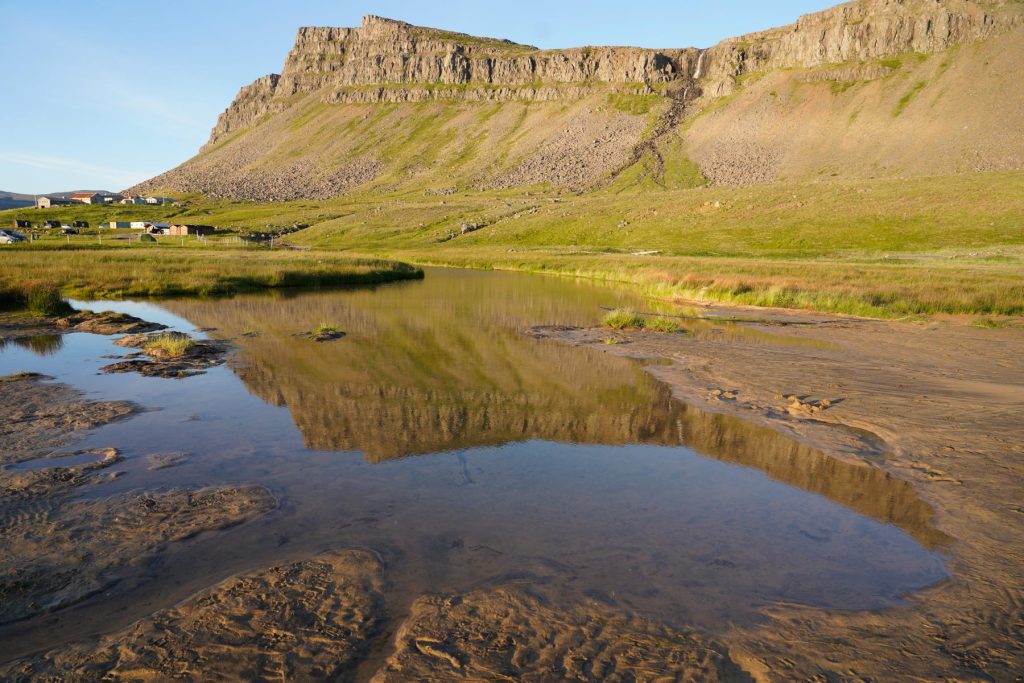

[130,0,1024,198]
[208,15,698,146]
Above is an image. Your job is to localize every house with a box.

[107,221,132,229]
[12,219,31,229]
[144,222,170,234]
[35,196,75,209]
[169,224,215,236]
[70,192,103,204]
[103,194,125,204]
[120,196,147,205]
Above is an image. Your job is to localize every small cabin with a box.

[107,221,132,229]
[169,224,215,236]
[35,196,74,209]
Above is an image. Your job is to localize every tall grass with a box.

[603,309,683,332]
[0,248,423,300]
[0,281,73,315]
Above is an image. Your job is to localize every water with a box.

[0,268,947,651]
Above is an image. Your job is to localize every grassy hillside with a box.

[5,171,1019,317]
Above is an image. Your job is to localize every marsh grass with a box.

[603,309,684,332]
[313,322,342,335]
[144,333,195,358]
[643,316,683,333]
[0,282,73,316]
[603,309,646,329]
[0,248,423,300]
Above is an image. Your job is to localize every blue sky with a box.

[0,1,836,194]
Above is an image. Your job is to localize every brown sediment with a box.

[0,372,138,466]
[373,585,752,682]
[528,311,1024,680]
[0,447,122,501]
[0,484,276,625]
[0,549,382,681]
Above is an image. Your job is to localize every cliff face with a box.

[702,0,1023,94]
[209,15,697,146]
[132,0,1024,198]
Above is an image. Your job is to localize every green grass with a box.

[2,171,1022,318]
[607,92,660,115]
[603,309,647,329]
[0,282,73,316]
[144,333,195,358]
[313,322,343,335]
[643,316,683,333]
[0,246,423,300]
[603,309,683,332]
[894,80,928,116]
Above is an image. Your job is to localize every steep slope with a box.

[130,0,1024,198]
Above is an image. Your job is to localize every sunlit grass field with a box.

[3,170,1022,316]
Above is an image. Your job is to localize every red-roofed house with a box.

[69,192,104,204]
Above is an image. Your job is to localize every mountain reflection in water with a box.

[164,269,947,549]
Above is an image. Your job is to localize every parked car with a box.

[0,229,28,244]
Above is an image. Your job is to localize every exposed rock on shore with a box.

[101,332,230,378]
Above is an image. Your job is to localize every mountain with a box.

[128,0,1024,200]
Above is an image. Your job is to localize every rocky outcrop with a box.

[205,15,697,146]
[701,0,1024,93]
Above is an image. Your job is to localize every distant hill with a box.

[129,0,1024,200]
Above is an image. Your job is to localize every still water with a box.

[0,268,947,647]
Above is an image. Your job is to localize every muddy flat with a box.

[0,269,1020,681]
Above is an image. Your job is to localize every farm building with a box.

[35,196,75,209]
[70,192,103,204]
[169,224,214,236]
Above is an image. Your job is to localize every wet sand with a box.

[531,309,1024,680]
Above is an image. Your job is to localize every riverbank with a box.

[4,170,1022,316]
[0,248,422,300]
[530,307,1024,679]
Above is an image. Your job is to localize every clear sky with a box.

[0,0,837,194]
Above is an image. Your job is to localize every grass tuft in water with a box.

[603,309,683,332]
[144,333,195,358]
[603,309,646,329]
[313,322,342,335]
